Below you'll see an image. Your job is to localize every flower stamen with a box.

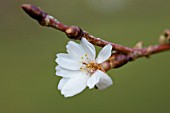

[80,60,100,75]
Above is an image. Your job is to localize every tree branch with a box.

[21,4,133,54]
[21,4,170,72]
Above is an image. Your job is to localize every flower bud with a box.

[159,35,170,44]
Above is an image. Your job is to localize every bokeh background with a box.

[0,0,170,113]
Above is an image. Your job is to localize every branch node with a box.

[65,26,83,40]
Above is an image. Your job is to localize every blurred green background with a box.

[0,0,170,113]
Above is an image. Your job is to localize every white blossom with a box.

[55,38,113,97]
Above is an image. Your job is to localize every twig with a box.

[21,4,170,72]
[101,44,170,71]
[21,4,133,54]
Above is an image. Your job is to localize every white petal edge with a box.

[56,53,82,70]
[81,38,96,61]
[55,66,81,78]
[95,70,113,90]
[61,73,89,97]
[58,78,69,90]
[96,44,112,64]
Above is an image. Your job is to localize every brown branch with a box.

[21,4,133,54]
[21,4,170,72]
[101,44,170,71]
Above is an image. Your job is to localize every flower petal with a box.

[87,72,100,89]
[96,44,112,64]
[56,53,82,70]
[56,66,82,78]
[58,78,69,90]
[61,73,89,97]
[95,70,113,90]
[81,38,96,61]
[66,41,85,59]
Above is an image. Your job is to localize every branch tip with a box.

[21,4,48,26]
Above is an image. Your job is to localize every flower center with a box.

[80,54,100,75]
[80,61,100,75]
[86,62,100,74]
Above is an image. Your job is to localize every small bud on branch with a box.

[21,4,170,72]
